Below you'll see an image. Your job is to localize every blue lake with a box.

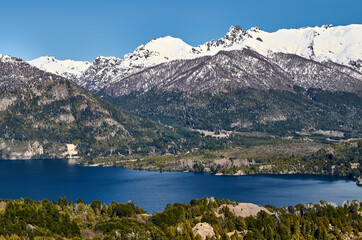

[0,158,360,213]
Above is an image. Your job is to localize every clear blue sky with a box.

[1,0,361,61]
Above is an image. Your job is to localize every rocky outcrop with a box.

[61,144,78,159]
[0,97,17,111]
[192,222,215,240]
[215,203,273,218]
[1,141,45,160]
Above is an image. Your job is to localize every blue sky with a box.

[1,0,361,61]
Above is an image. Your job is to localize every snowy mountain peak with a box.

[249,27,262,33]
[27,24,362,91]
[0,54,22,64]
[243,24,362,69]
[122,36,194,67]
[227,25,244,34]
[37,56,56,61]
[28,56,91,79]
[222,25,248,44]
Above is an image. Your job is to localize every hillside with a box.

[0,55,208,159]
[0,197,360,239]
[105,87,361,138]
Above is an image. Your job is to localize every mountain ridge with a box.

[98,49,362,96]
[28,24,362,84]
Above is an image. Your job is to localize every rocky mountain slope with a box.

[95,48,361,136]
[99,49,362,96]
[0,54,207,159]
[29,24,362,92]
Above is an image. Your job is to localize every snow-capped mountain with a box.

[123,36,196,67]
[28,56,91,81]
[0,54,19,64]
[28,24,362,92]
[99,49,362,97]
[242,24,362,68]
[103,24,362,72]
[0,54,59,88]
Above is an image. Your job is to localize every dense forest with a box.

[0,197,361,239]
[105,87,362,137]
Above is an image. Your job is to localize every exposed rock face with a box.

[24,141,44,159]
[61,144,78,159]
[0,97,17,111]
[7,141,44,160]
[192,222,215,240]
[78,56,128,92]
[216,203,273,218]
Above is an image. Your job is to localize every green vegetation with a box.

[105,87,362,137]
[88,140,362,181]
[0,197,360,239]
[0,78,229,160]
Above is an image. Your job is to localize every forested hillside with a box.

[0,197,361,239]
[0,55,219,160]
[106,87,362,137]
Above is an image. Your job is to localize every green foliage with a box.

[0,197,360,239]
[109,201,144,218]
[0,199,80,238]
[0,77,229,160]
[105,88,362,137]
[111,140,362,182]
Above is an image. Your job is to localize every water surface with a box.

[0,159,360,213]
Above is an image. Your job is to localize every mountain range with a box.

[1,24,361,159]
[29,24,362,93]
[28,24,361,136]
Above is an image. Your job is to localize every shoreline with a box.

[80,160,361,184]
[2,156,361,185]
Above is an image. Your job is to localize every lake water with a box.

[0,159,360,213]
